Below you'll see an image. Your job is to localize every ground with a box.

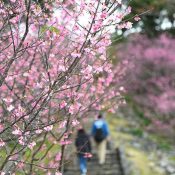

[106,113,171,175]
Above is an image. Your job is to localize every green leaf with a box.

[40,25,60,35]
[49,26,60,34]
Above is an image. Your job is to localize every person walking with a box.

[91,114,109,165]
[75,128,91,175]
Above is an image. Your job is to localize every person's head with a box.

[77,128,85,135]
[97,114,103,119]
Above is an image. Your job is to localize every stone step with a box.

[66,159,119,166]
[90,155,118,160]
[64,164,120,174]
[65,167,119,172]
[65,162,120,169]
[64,170,122,175]
[66,153,118,164]
[64,150,123,175]
[65,163,120,171]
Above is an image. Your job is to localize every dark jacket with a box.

[75,130,91,156]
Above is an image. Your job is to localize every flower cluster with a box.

[0,0,132,173]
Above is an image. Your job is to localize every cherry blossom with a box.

[0,0,133,173]
[134,16,141,21]
[84,152,93,158]
[28,141,36,150]
[59,120,67,129]
[55,153,62,161]
[117,34,175,127]
[59,140,72,146]
[72,119,80,127]
[0,139,5,147]
[44,125,53,132]
[12,129,22,136]
[0,124,3,132]
[60,101,67,109]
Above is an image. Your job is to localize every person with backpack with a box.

[75,128,91,175]
[91,114,110,165]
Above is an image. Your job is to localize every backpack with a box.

[94,127,105,143]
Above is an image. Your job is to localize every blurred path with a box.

[64,148,124,175]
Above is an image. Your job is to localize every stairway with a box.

[64,149,124,175]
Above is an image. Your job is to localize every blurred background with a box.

[107,0,175,175]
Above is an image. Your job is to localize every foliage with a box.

[107,114,168,175]
[124,95,151,126]
[112,0,175,44]
[128,128,143,137]
[117,34,175,132]
[128,0,175,36]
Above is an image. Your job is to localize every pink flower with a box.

[119,86,125,91]
[24,115,29,119]
[36,82,43,89]
[18,136,25,145]
[125,21,133,29]
[44,125,53,131]
[126,6,132,14]
[0,140,5,147]
[35,129,42,134]
[60,101,67,108]
[7,105,14,111]
[59,140,72,145]
[0,124,4,132]
[3,98,12,103]
[116,14,124,20]
[17,162,24,168]
[108,108,115,113]
[12,129,22,136]
[59,120,67,129]
[117,0,122,4]
[84,152,93,158]
[58,65,66,72]
[134,16,141,21]
[68,105,74,114]
[24,131,30,136]
[71,52,81,58]
[100,12,107,19]
[55,153,62,161]
[23,72,29,77]
[55,172,62,175]
[28,141,36,150]
[71,119,80,127]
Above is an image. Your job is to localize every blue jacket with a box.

[91,119,109,138]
